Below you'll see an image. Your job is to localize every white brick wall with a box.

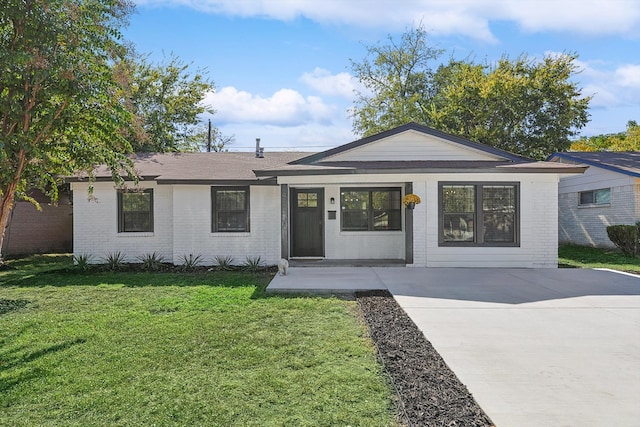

[558,184,639,247]
[72,181,173,263]
[74,172,563,268]
[171,185,281,266]
[412,174,560,268]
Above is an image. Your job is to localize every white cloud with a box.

[203,86,336,126]
[299,68,359,99]
[136,0,640,41]
[575,60,640,108]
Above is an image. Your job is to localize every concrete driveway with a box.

[268,267,640,426]
[377,268,640,427]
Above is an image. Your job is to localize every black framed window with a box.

[212,187,250,232]
[579,188,610,206]
[340,187,401,231]
[117,189,153,233]
[440,183,519,246]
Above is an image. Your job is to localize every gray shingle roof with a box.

[549,152,640,178]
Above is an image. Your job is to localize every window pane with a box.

[122,192,150,212]
[342,211,368,230]
[218,191,245,210]
[213,188,248,232]
[120,190,153,232]
[443,185,475,213]
[372,191,390,210]
[580,191,594,205]
[373,210,401,230]
[483,186,516,243]
[217,212,246,231]
[341,191,368,210]
[595,188,611,204]
[443,213,475,242]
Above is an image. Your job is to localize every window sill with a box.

[211,232,251,237]
[340,230,404,236]
[117,232,154,237]
[578,203,611,209]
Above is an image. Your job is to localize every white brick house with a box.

[548,151,640,248]
[70,123,584,268]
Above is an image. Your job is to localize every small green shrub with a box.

[606,225,638,257]
[104,251,126,271]
[179,253,203,271]
[72,253,93,271]
[242,256,263,272]
[137,252,166,271]
[214,255,235,271]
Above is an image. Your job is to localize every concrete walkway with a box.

[267,267,640,427]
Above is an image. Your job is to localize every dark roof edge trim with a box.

[255,166,587,177]
[155,178,278,186]
[291,123,531,165]
[549,152,640,178]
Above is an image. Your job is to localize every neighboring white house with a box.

[548,151,640,248]
[70,123,585,268]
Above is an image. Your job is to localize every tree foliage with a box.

[569,120,640,152]
[115,53,215,152]
[350,27,592,160]
[0,0,135,260]
[350,26,443,137]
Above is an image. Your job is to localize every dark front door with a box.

[291,188,324,257]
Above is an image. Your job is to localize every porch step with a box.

[288,258,405,267]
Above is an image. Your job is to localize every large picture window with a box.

[118,189,153,233]
[440,183,518,246]
[341,187,401,231]
[212,187,249,232]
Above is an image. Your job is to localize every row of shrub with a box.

[72,252,268,273]
[606,223,640,257]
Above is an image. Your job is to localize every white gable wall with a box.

[325,130,505,162]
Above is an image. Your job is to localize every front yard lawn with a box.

[0,256,397,426]
[559,244,640,273]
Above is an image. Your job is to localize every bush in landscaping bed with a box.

[606,224,639,257]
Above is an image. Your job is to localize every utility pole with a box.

[207,119,212,152]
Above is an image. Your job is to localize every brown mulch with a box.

[356,290,494,427]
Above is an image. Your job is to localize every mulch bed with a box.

[356,290,494,427]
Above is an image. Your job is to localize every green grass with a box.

[559,244,640,273]
[0,256,397,426]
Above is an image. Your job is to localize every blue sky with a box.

[127,0,640,151]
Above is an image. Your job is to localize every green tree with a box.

[350,26,444,137]
[570,120,640,151]
[429,54,591,159]
[116,53,215,152]
[350,27,591,160]
[0,0,135,262]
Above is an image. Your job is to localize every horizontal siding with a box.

[558,166,633,193]
[327,130,502,161]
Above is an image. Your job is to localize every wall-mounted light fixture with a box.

[330,197,335,204]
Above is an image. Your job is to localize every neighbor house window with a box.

[117,189,153,233]
[439,183,518,246]
[579,188,610,206]
[340,187,401,231]
[212,187,249,232]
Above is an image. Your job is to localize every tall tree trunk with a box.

[0,150,26,263]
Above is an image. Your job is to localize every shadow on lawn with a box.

[0,337,87,394]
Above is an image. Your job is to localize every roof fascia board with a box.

[291,123,530,165]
